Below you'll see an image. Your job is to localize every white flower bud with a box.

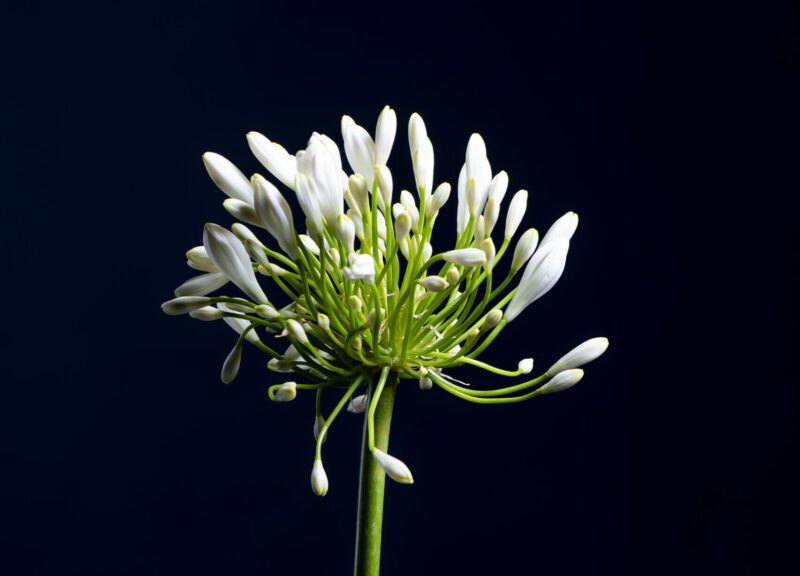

[504,190,528,239]
[174,272,229,297]
[511,228,540,272]
[419,377,433,390]
[342,116,376,184]
[252,174,297,257]
[426,182,451,218]
[317,314,330,331]
[480,238,496,273]
[255,304,280,320]
[347,394,368,413]
[223,198,259,226]
[246,132,297,189]
[547,337,609,374]
[336,213,356,253]
[348,208,365,241]
[422,242,433,261]
[488,170,509,205]
[221,339,243,384]
[419,276,449,292]
[202,152,254,204]
[504,239,570,322]
[482,309,503,331]
[186,246,217,272]
[538,369,584,395]
[348,295,363,312]
[442,248,487,267]
[343,253,375,282]
[483,196,500,235]
[286,319,308,344]
[372,449,414,484]
[189,306,225,321]
[274,381,297,402]
[299,234,320,255]
[445,267,461,286]
[518,358,534,374]
[474,215,486,244]
[394,211,412,240]
[375,165,393,208]
[203,223,268,304]
[399,190,420,231]
[348,174,369,214]
[375,105,397,166]
[311,460,328,496]
[161,296,212,315]
[539,212,579,252]
[216,303,261,344]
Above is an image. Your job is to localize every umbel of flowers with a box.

[162,106,608,495]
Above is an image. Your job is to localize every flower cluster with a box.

[162,106,608,494]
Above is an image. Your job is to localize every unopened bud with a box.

[445,267,461,286]
[538,369,584,395]
[189,306,224,321]
[274,381,297,402]
[311,460,329,496]
[419,276,449,292]
[547,337,609,374]
[161,296,211,315]
[286,319,308,344]
[518,358,534,374]
[317,314,330,331]
[372,449,414,484]
[482,309,503,331]
[419,377,433,390]
[348,295,363,312]
[347,394,368,413]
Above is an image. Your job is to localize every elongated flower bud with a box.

[311,460,329,496]
[482,309,503,331]
[547,337,609,374]
[372,449,414,484]
[539,211,579,251]
[442,248,487,267]
[293,173,323,237]
[254,304,280,320]
[488,170,509,205]
[246,132,297,189]
[538,369,584,394]
[274,381,297,402]
[203,223,268,304]
[347,394,368,413]
[174,271,229,297]
[348,174,369,214]
[426,182,451,219]
[253,174,297,257]
[394,211,412,240]
[286,319,308,344]
[202,152,254,204]
[375,165,393,208]
[335,213,356,253]
[505,190,528,239]
[375,105,397,166]
[217,303,261,344]
[474,215,486,244]
[221,338,243,384]
[480,238,496,273]
[419,276,449,292]
[161,296,211,315]
[483,196,500,235]
[504,239,570,322]
[186,246,217,272]
[223,198,259,226]
[189,306,225,321]
[511,228,539,272]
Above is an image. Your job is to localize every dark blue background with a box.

[2,1,796,574]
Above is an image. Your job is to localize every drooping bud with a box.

[274,381,297,402]
[311,460,329,496]
[223,198,259,226]
[547,338,609,374]
[538,369,584,395]
[203,223,268,304]
[221,338,243,384]
[246,132,298,189]
[372,449,414,484]
[419,377,433,390]
[347,394,368,413]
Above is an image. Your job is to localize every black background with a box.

[2,1,797,574]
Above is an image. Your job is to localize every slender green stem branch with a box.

[354,372,397,576]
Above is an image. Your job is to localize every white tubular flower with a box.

[161,296,212,315]
[538,211,579,251]
[186,246,217,272]
[246,131,297,189]
[221,339,243,384]
[419,377,433,390]
[311,460,329,496]
[275,381,297,402]
[342,253,375,281]
[480,238,496,273]
[217,303,261,344]
[419,276,449,292]
[347,394,368,413]
[294,172,323,236]
[286,318,308,344]
[504,239,570,322]
[465,134,492,216]
[488,170,509,205]
[336,213,356,253]
[547,337,609,374]
[442,248,487,267]
[252,174,297,257]
[203,223,269,304]
[394,211,412,241]
[223,198,259,226]
[174,271,229,297]
[504,190,528,239]
[483,197,500,236]
[518,358,534,374]
[296,133,345,227]
[372,449,414,484]
[202,152,254,204]
[189,306,225,321]
[511,228,540,272]
[342,116,376,185]
[374,165,393,208]
[538,369,584,395]
[375,105,397,165]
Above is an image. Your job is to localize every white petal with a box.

[504,190,528,239]
[375,106,397,165]
[246,132,297,189]
[511,228,539,272]
[203,223,268,304]
[504,239,570,322]
[253,174,297,257]
[342,116,376,183]
[538,212,579,251]
[548,338,609,374]
[217,303,261,344]
[442,248,487,267]
[419,276,449,292]
[174,271,229,297]
[189,306,225,321]
[293,173,323,236]
[538,369,584,394]
[488,170,509,205]
[222,198,259,226]
[202,152,254,204]
[372,449,414,484]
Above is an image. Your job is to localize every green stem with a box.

[354,374,397,576]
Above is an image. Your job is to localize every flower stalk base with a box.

[354,375,397,576]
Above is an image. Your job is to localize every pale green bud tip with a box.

[189,306,224,321]
[539,369,584,395]
[445,267,461,286]
[161,296,211,315]
[547,337,609,374]
[419,377,433,390]
[518,358,534,374]
[372,449,414,484]
[348,295,363,312]
[483,309,503,330]
[274,382,297,402]
[286,319,308,344]
[317,314,330,331]
[311,460,329,496]
[419,276,449,292]
[442,248,487,267]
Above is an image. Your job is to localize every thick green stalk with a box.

[354,375,397,576]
